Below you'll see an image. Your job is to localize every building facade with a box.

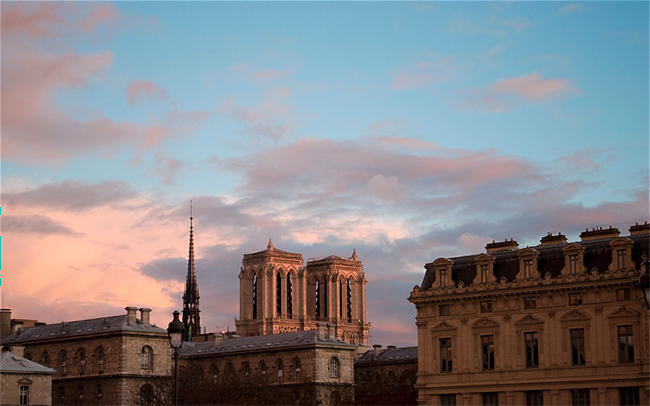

[1,348,55,406]
[409,223,649,406]
[236,240,370,347]
[355,345,418,405]
[1,307,171,406]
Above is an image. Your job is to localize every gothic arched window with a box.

[347,279,352,321]
[287,273,293,318]
[252,273,258,320]
[78,349,86,375]
[276,272,282,316]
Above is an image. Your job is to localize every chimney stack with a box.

[629,222,650,236]
[11,346,25,357]
[328,323,337,340]
[317,323,326,339]
[486,239,519,254]
[580,227,619,241]
[540,232,567,246]
[139,308,151,325]
[13,321,24,335]
[387,345,396,349]
[373,344,382,357]
[125,307,138,324]
[213,333,224,347]
[0,309,11,339]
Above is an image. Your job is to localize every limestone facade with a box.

[409,223,649,406]
[1,349,55,406]
[236,241,370,347]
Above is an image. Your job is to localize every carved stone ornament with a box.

[431,321,458,332]
[560,309,590,322]
[472,317,500,329]
[515,314,544,325]
[607,306,640,319]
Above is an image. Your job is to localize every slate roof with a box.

[355,346,418,365]
[179,329,356,357]
[421,233,649,290]
[0,351,55,374]
[1,315,167,345]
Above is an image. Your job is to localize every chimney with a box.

[0,309,11,339]
[629,222,650,236]
[317,323,326,339]
[387,345,396,349]
[11,346,25,357]
[486,239,519,254]
[13,321,24,335]
[373,344,382,357]
[34,322,46,327]
[125,307,138,324]
[540,232,567,246]
[139,308,151,325]
[580,227,619,241]
[328,323,337,340]
[213,333,224,347]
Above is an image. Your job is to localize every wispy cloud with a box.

[391,57,464,90]
[126,80,168,105]
[558,4,583,15]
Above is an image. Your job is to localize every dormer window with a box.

[481,265,489,283]
[473,254,496,285]
[617,250,626,270]
[569,255,578,274]
[516,248,539,280]
[524,260,532,278]
[608,237,633,272]
[562,243,585,276]
[432,258,454,288]
[440,269,450,287]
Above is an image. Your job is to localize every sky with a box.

[1,1,648,347]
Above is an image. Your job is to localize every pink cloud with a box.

[252,68,294,81]
[451,72,581,112]
[126,80,168,105]
[79,4,119,33]
[212,63,294,83]
[391,57,463,90]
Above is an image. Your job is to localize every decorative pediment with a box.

[18,377,33,385]
[472,317,500,329]
[560,309,590,322]
[474,253,495,262]
[562,242,584,253]
[432,257,454,268]
[431,321,458,332]
[517,247,539,258]
[515,314,544,326]
[607,306,640,319]
[609,237,633,248]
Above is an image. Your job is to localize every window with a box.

[212,364,219,383]
[480,301,493,313]
[618,325,634,363]
[569,293,582,305]
[440,338,452,372]
[293,358,301,381]
[60,351,67,377]
[97,384,103,406]
[242,362,251,380]
[287,273,293,318]
[315,280,321,318]
[440,269,450,287]
[482,392,499,406]
[523,297,537,309]
[77,385,84,402]
[139,384,154,406]
[346,279,352,321]
[524,260,532,278]
[620,387,639,406]
[439,304,451,316]
[97,347,105,374]
[481,335,495,371]
[276,359,284,383]
[569,255,578,274]
[480,265,489,283]
[330,391,341,405]
[276,272,282,316]
[140,346,153,370]
[569,329,586,366]
[440,394,456,406]
[78,349,85,375]
[526,391,543,406]
[20,386,29,405]
[329,357,339,378]
[252,273,257,319]
[617,249,626,270]
[40,352,50,368]
[617,288,631,301]
[571,389,590,406]
[524,332,539,368]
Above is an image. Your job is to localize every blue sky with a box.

[2,1,648,346]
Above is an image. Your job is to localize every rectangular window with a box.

[571,389,590,406]
[20,386,29,405]
[440,269,449,287]
[526,391,543,406]
[617,249,626,270]
[569,293,582,305]
[618,325,634,363]
[570,329,586,366]
[481,265,489,283]
[440,338,452,373]
[440,394,457,406]
[620,387,640,406]
[617,288,631,301]
[525,332,539,368]
[523,297,537,309]
[524,260,532,278]
[569,255,578,274]
[480,301,493,313]
[481,335,495,371]
[482,392,499,406]
[439,304,451,316]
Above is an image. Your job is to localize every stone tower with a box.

[182,205,200,340]
[235,241,370,346]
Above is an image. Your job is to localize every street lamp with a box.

[167,311,185,406]
[638,258,650,309]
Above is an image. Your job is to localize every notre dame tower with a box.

[182,207,200,340]
[235,239,370,346]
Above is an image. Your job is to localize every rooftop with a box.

[0,351,55,374]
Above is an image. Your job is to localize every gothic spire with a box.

[182,200,200,341]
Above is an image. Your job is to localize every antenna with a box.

[190,200,193,220]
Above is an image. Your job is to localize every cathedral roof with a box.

[178,329,356,357]
[1,315,167,345]
[0,351,56,374]
[355,346,418,365]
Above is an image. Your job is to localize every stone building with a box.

[355,345,418,405]
[236,240,370,347]
[1,347,55,406]
[409,223,649,406]
[1,307,171,406]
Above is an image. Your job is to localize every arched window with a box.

[287,273,293,318]
[276,272,282,316]
[40,352,50,368]
[140,346,153,370]
[276,359,284,383]
[97,384,103,406]
[329,357,339,378]
[225,363,235,383]
[77,385,84,402]
[96,347,105,374]
[24,352,32,361]
[252,273,258,319]
[388,370,397,393]
[315,279,321,318]
[258,360,267,383]
[211,364,219,383]
[347,279,352,321]
[139,384,154,406]
[331,390,341,405]
[292,358,301,381]
[322,278,328,318]
[242,361,251,381]
[59,351,68,377]
[339,280,344,318]
[78,349,86,375]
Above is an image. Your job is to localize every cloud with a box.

[450,72,581,112]
[145,152,186,185]
[2,215,80,236]
[558,4,583,15]
[391,57,463,89]
[212,63,294,82]
[139,257,187,282]
[126,80,168,105]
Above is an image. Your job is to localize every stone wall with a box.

[1,372,52,406]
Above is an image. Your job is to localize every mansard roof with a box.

[0,351,56,374]
[420,232,649,290]
[355,346,418,366]
[1,315,167,345]
[178,329,356,357]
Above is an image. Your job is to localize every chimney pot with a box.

[373,344,382,356]
[317,323,326,339]
[328,323,337,340]
[139,308,151,325]
[213,333,224,347]
[387,345,396,349]
[125,307,138,324]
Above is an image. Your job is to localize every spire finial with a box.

[190,200,193,220]
[351,248,358,261]
[267,238,274,251]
